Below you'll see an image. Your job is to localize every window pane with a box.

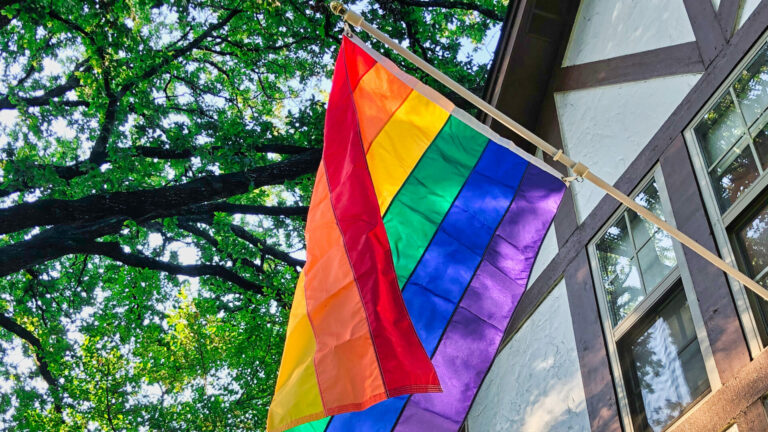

[733,45,768,127]
[629,181,666,248]
[709,138,760,211]
[736,199,768,279]
[637,230,677,290]
[597,217,645,325]
[618,287,709,432]
[694,92,747,166]
[733,198,768,348]
[752,124,768,170]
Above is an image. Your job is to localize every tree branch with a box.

[0,73,88,111]
[228,224,305,268]
[132,143,312,160]
[0,312,62,413]
[175,220,263,272]
[0,10,243,197]
[73,241,275,303]
[0,218,127,277]
[187,202,309,218]
[118,9,242,98]
[392,0,503,21]
[0,149,321,235]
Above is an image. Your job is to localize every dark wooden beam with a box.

[684,0,727,65]
[554,42,705,92]
[718,0,742,40]
[564,251,622,432]
[660,135,750,383]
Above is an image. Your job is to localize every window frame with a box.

[683,29,768,356]
[588,168,721,432]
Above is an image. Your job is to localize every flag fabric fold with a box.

[267,34,566,432]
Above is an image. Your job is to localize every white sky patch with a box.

[41,58,64,77]
[0,110,18,128]
[162,241,201,266]
[148,233,164,249]
[460,23,502,65]
[51,118,76,140]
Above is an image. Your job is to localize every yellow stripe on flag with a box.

[267,272,324,431]
[366,91,450,214]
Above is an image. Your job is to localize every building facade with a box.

[466,1,768,431]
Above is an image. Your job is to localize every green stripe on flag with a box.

[383,115,489,287]
[287,417,330,432]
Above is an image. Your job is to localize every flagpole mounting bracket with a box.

[330,1,347,15]
[330,1,364,27]
[561,161,589,186]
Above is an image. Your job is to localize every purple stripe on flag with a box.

[392,165,565,432]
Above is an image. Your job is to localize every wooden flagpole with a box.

[328,1,768,302]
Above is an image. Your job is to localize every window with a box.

[692,44,768,213]
[618,285,709,432]
[595,181,676,325]
[732,195,768,345]
[590,173,714,432]
[687,35,768,352]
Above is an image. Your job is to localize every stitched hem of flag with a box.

[268,411,327,432]
[385,384,443,398]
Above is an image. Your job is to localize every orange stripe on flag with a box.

[303,165,387,413]
[353,63,413,150]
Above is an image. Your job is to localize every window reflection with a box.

[733,45,768,127]
[694,42,768,213]
[735,198,768,347]
[597,217,644,325]
[693,92,746,166]
[752,125,768,171]
[710,139,760,210]
[596,180,677,326]
[629,182,665,246]
[618,287,709,432]
[736,199,768,276]
[637,231,676,289]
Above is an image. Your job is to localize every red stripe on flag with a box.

[342,36,378,89]
[322,37,441,395]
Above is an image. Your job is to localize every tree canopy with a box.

[0,0,506,430]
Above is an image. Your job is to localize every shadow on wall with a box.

[467,281,591,431]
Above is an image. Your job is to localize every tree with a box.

[0,0,505,430]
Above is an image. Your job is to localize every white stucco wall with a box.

[527,227,557,288]
[563,0,695,66]
[739,0,761,28]
[555,74,702,222]
[467,281,589,432]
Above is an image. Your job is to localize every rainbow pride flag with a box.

[267,35,566,432]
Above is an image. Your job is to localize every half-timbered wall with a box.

[468,0,768,431]
[562,0,695,65]
[556,75,701,221]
